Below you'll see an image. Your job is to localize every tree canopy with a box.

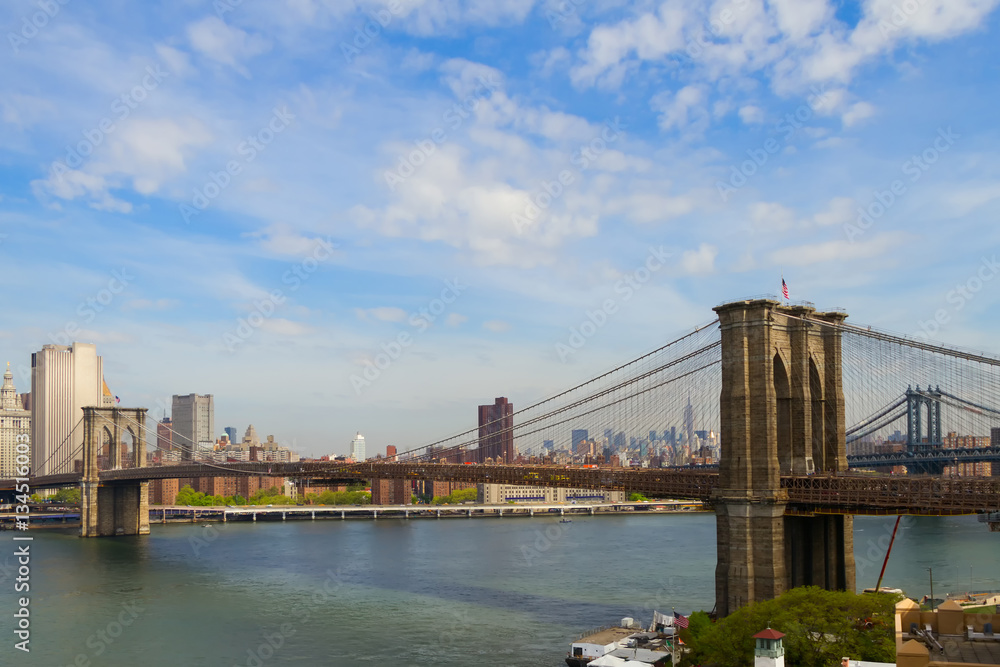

[431,488,478,504]
[680,587,899,667]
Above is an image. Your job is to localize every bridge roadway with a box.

[9,462,1000,516]
[846,445,1000,467]
[146,500,701,522]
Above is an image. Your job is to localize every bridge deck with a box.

[6,462,1000,516]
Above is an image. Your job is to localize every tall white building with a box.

[31,343,114,476]
[350,432,366,461]
[0,363,31,477]
[171,393,214,458]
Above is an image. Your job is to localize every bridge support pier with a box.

[79,407,150,538]
[80,481,150,537]
[713,300,855,616]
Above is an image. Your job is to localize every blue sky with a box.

[2,0,999,457]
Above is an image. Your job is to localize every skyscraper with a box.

[31,343,114,476]
[571,429,589,455]
[156,417,173,453]
[172,394,215,459]
[225,426,237,443]
[350,432,366,461]
[683,397,695,445]
[0,363,31,477]
[477,397,514,463]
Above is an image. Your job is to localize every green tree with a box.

[680,587,899,667]
[629,492,649,502]
[53,488,81,504]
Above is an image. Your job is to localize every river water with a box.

[0,513,996,666]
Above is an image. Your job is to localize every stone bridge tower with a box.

[712,299,855,616]
[80,406,150,537]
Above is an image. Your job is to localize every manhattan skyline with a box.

[2,1,1000,457]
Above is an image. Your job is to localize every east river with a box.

[1,512,997,666]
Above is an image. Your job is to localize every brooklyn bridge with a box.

[5,298,1000,616]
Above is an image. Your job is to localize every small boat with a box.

[559,518,572,523]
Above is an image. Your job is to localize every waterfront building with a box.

[171,393,215,458]
[477,483,625,504]
[371,478,410,505]
[350,432,366,461]
[31,342,114,476]
[478,397,514,463]
[0,363,31,477]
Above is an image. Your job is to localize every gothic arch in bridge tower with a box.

[809,357,825,469]
[80,406,150,537]
[712,299,854,617]
[773,350,792,474]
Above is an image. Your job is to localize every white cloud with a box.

[186,17,271,75]
[678,244,717,275]
[356,307,408,323]
[811,197,855,227]
[259,318,315,336]
[32,117,212,210]
[1,94,55,130]
[767,232,908,266]
[842,101,876,127]
[249,223,337,258]
[483,319,511,332]
[122,298,178,311]
[570,3,690,88]
[651,85,708,133]
[446,313,468,326]
[379,0,537,35]
[749,201,797,231]
[738,105,766,125]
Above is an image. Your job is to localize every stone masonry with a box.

[712,299,855,616]
[80,406,150,537]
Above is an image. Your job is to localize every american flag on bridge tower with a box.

[781,277,789,300]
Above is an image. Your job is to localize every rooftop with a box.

[574,626,638,647]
